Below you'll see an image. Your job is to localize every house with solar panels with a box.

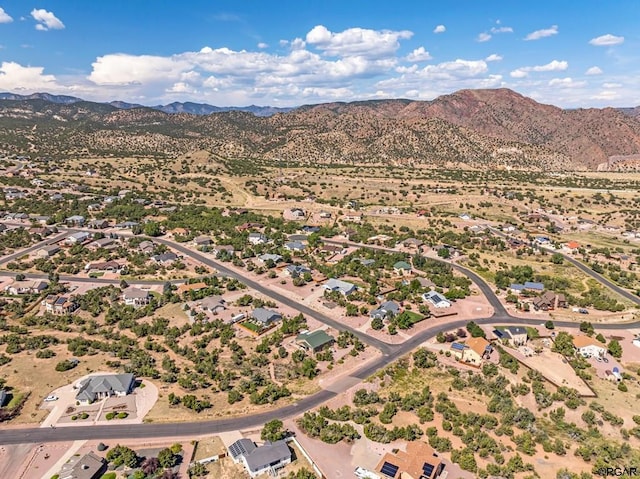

[375,441,444,479]
[42,295,78,315]
[450,337,492,365]
[228,438,291,478]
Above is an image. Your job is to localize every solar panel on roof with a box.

[423,462,435,477]
[380,461,399,478]
[493,329,504,338]
[55,297,67,305]
[451,342,466,351]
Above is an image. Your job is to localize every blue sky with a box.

[0,0,638,107]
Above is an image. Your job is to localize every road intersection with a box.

[0,228,638,445]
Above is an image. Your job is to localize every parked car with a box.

[578,308,589,314]
[44,395,58,402]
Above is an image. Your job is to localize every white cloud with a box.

[305,24,412,58]
[89,54,191,85]
[476,32,492,42]
[0,61,59,90]
[590,90,619,101]
[257,42,268,49]
[602,82,621,89]
[548,77,586,88]
[585,66,603,75]
[490,26,513,34]
[433,25,446,34]
[0,7,13,23]
[406,47,432,62]
[589,34,624,46]
[30,8,65,31]
[510,60,568,77]
[524,25,558,41]
[485,54,503,62]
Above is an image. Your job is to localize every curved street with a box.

[0,232,638,444]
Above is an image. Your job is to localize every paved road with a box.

[323,238,508,316]
[0,230,71,266]
[487,227,640,307]
[153,237,396,354]
[1,233,639,445]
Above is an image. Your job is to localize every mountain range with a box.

[0,92,293,117]
[1,89,640,171]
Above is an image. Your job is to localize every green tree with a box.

[552,332,575,356]
[261,419,287,442]
[551,253,564,264]
[371,316,384,330]
[157,447,179,468]
[106,445,139,468]
[143,221,162,237]
[608,339,622,358]
[544,320,555,330]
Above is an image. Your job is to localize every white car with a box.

[44,395,58,402]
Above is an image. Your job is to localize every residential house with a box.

[84,261,122,273]
[375,441,444,479]
[151,252,178,265]
[451,337,492,365]
[563,241,580,253]
[87,203,102,212]
[212,244,235,257]
[402,238,424,249]
[296,330,335,353]
[257,253,282,264]
[342,214,362,222]
[393,261,412,275]
[509,283,526,295]
[228,438,292,478]
[87,237,116,251]
[75,373,135,405]
[42,295,78,315]
[248,232,268,245]
[29,226,55,237]
[284,241,306,253]
[323,278,357,296]
[319,211,332,219]
[301,225,320,233]
[57,451,106,479]
[87,219,109,229]
[287,208,306,219]
[370,301,401,320]
[523,281,545,292]
[284,264,311,278]
[251,308,283,326]
[532,291,566,311]
[354,258,375,267]
[138,240,155,255]
[65,215,86,226]
[176,282,207,296]
[35,244,60,258]
[422,291,451,308]
[66,231,90,245]
[190,295,226,315]
[193,235,213,247]
[318,244,344,255]
[5,279,48,295]
[236,222,263,232]
[114,221,139,229]
[494,326,528,346]
[122,287,150,308]
[573,335,607,358]
[288,234,308,242]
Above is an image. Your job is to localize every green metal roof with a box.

[296,330,335,349]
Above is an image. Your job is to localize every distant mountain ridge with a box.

[1,88,640,171]
[0,92,292,117]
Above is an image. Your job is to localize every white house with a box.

[422,291,451,308]
[228,439,291,478]
[248,232,268,245]
[122,287,150,308]
[572,335,606,358]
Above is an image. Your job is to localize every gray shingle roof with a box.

[75,373,134,403]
